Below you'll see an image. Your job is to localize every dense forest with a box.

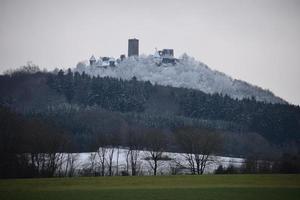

[1,67,300,177]
[1,67,299,144]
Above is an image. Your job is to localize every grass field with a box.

[1,174,300,200]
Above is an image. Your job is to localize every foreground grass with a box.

[1,174,300,200]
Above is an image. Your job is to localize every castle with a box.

[89,38,177,67]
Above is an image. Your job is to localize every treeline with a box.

[0,106,71,178]
[215,153,300,174]
[47,69,151,112]
[0,105,223,178]
[44,69,300,144]
[179,91,300,144]
[2,105,299,178]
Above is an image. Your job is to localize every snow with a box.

[64,148,244,175]
[75,54,286,104]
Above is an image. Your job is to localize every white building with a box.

[89,56,117,67]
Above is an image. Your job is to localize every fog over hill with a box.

[75,54,286,104]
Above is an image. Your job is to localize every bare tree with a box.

[175,127,222,175]
[85,152,97,176]
[125,127,145,176]
[105,148,115,176]
[97,146,107,176]
[25,120,68,177]
[64,153,79,177]
[115,147,120,175]
[125,149,130,175]
[144,129,167,176]
[93,132,110,176]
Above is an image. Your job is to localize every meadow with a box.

[1,174,300,200]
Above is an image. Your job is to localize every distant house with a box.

[154,48,178,65]
[89,55,96,66]
[89,56,116,68]
[120,54,126,61]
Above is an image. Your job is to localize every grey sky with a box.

[0,0,300,105]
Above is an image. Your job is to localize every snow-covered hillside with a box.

[74,54,286,104]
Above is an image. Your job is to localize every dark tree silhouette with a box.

[175,127,223,174]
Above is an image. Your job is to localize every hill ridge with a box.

[75,54,286,104]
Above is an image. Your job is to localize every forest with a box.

[0,66,300,178]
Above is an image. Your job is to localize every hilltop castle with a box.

[89,38,177,67]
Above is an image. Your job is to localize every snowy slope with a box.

[63,148,244,175]
[74,54,286,104]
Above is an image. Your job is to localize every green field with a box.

[1,174,300,200]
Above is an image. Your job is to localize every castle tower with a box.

[128,38,139,57]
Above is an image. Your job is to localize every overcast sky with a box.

[0,0,300,105]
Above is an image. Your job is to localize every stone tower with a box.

[128,38,139,57]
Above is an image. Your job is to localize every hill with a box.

[75,54,286,104]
